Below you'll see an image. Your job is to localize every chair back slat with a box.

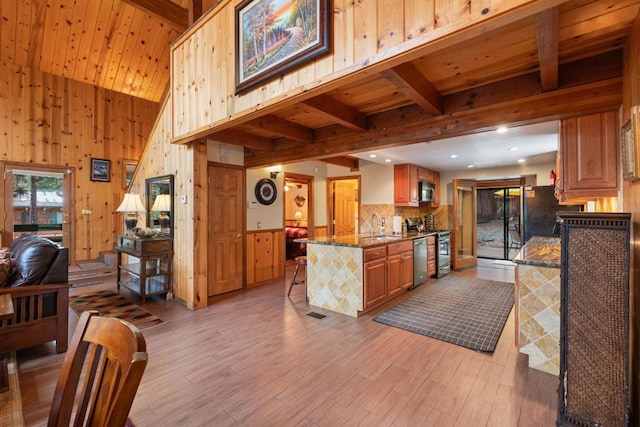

[48,310,147,427]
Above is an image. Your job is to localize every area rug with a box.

[374,274,514,352]
[70,290,167,331]
[77,261,110,269]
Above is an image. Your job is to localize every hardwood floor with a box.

[18,262,557,426]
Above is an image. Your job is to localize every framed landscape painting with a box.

[235,0,330,93]
[90,158,110,182]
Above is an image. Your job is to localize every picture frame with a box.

[235,0,330,93]
[621,115,638,181]
[90,158,111,182]
[123,159,138,189]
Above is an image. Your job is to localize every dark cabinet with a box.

[557,212,630,426]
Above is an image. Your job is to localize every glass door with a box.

[3,165,72,255]
[476,187,521,260]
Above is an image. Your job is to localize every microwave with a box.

[419,182,435,203]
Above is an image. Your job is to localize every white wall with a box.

[231,146,555,231]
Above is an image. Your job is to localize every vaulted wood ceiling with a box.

[1,0,637,168]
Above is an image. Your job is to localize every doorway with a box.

[327,177,360,237]
[452,179,477,270]
[476,181,523,260]
[284,173,313,260]
[2,163,73,258]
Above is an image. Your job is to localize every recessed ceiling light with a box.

[509,147,519,151]
[384,159,391,163]
[369,154,377,158]
[467,165,475,168]
[497,126,508,134]
[518,158,525,163]
[450,154,458,158]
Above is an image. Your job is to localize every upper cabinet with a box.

[556,111,619,203]
[394,164,440,207]
[394,164,419,206]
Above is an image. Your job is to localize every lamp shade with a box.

[294,211,303,219]
[151,194,171,212]
[116,193,146,213]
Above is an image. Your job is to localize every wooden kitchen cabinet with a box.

[363,246,388,309]
[388,241,413,296]
[556,111,618,202]
[418,167,433,183]
[427,235,437,277]
[364,241,413,309]
[430,171,440,207]
[394,164,419,206]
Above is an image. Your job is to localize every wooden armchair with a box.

[48,310,148,427]
[0,283,70,354]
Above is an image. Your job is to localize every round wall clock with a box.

[255,178,277,205]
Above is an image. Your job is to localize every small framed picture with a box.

[621,116,638,181]
[90,158,111,182]
[123,159,137,189]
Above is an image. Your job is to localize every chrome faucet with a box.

[370,213,380,236]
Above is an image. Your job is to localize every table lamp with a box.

[294,211,303,226]
[116,193,146,232]
[151,194,171,232]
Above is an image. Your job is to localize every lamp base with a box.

[124,213,138,232]
[158,212,170,233]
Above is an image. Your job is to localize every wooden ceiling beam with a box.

[382,63,443,115]
[188,0,203,25]
[209,129,275,152]
[244,77,621,167]
[536,7,559,92]
[121,0,188,28]
[321,156,360,171]
[244,115,314,143]
[300,94,368,131]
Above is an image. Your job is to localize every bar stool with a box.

[288,256,307,300]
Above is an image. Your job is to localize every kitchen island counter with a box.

[297,232,436,248]
[513,236,561,375]
[300,233,435,317]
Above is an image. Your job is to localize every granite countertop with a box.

[512,236,561,268]
[296,231,437,248]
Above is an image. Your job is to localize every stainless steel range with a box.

[405,218,450,278]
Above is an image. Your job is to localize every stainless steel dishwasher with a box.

[411,237,427,289]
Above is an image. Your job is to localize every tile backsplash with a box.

[360,204,451,234]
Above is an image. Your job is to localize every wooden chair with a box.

[48,311,148,427]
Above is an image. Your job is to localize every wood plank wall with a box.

[170,0,538,141]
[126,95,208,309]
[0,60,158,262]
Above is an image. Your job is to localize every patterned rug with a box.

[70,290,167,331]
[374,274,514,353]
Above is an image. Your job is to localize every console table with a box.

[0,294,14,393]
[115,235,173,303]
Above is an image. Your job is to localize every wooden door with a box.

[453,179,477,270]
[208,164,244,296]
[364,258,387,309]
[333,180,356,236]
[387,253,403,297]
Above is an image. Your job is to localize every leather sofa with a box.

[0,235,70,353]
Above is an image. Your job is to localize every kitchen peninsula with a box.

[303,233,432,317]
[513,236,561,375]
